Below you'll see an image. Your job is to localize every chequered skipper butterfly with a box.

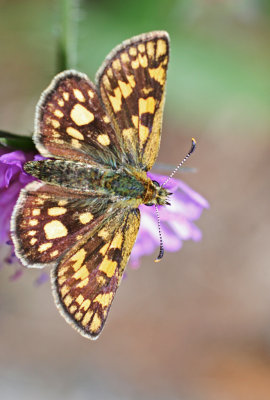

[11,31,172,339]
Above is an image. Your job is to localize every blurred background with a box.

[1,0,270,399]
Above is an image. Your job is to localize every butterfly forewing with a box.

[52,208,140,339]
[35,71,121,168]
[96,31,169,171]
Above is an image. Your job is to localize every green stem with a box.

[56,0,79,72]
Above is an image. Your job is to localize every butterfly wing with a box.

[11,182,113,268]
[52,208,140,339]
[96,31,170,171]
[34,70,121,168]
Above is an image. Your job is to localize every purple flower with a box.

[0,148,43,280]
[0,149,39,244]
[129,172,209,268]
[0,148,209,279]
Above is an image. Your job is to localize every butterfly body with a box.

[24,160,170,206]
[11,31,170,339]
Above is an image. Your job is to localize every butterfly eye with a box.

[152,180,160,187]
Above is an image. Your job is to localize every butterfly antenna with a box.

[154,205,164,262]
[161,138,196,188]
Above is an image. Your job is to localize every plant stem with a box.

[56,0,78,72]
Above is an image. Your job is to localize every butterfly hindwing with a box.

[52,208,140,339]
[11,182,112,268]
[96,31,169,171]
[35,70,121,168]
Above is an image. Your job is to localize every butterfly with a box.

[11,31,172,339]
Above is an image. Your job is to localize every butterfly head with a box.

[145,180,171,207]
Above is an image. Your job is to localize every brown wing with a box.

[34,70,121,168]
[96,31,170,171]
[11,181,113,268]
[52,208,140,339]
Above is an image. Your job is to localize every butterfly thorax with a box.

[24,159,170,206]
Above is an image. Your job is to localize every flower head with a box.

[0,149,37,244]
[129,172,209,268]
[0,148,43,280]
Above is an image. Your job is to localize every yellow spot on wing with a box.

[94,292,113,308]
[73,264,89,281]
[138,43,145,53]
[79,212,93,224]
[58,275,66,285]
[70,248,86,271]
[127,75,136,88]
[146,41,155,58]
[58,99,64,107]
[30,238,37,245]
[81,310,93,327]
[122,128,135,138]
[156,39,167,59]
[118,80,133,99]
[108,87,122,113]
[66,127,84,140]
[103,75,111,90]
[63,92,69,101]
[58,200,68,206]
[131,58,139,69]
[32,209,40,216]
[107,68,113,79]
[97,276,106,285]
[90,313,102,333]
[71,138,81,148]
[76,294,84,305]
[99,256,117,278]
[97,134,110,146]
[142,87,153,95]
[103,115,110,123]
[100,242,110,256]
[38,242,53,252]
[112,58,121,71]
[50,250,59,258]
[138,54,148,68]
[88,90,94,99]
[44,220,68,239]
[149,64,166,85]
[75,311,83,321]
[54,109,64,118]
[35,198,44,205]
[63,294,73,306]
[61,285,69,297]
[129,47,137,56]
[139,125,149,146]
[51,119,60,129]
[48,207,67,216]
[28,230,36,236]
[80,299,91,311]
[70,104,95,126]
[58,266,69,277]
[132,115,139,128]
[69,305,77,314]
[73,89,85,102]
[76,277,89,288]
[98,228,109,240]
[111,233,123,249]
[29,219,38,226]
[139,97,156,114]
[120,52,129,63]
